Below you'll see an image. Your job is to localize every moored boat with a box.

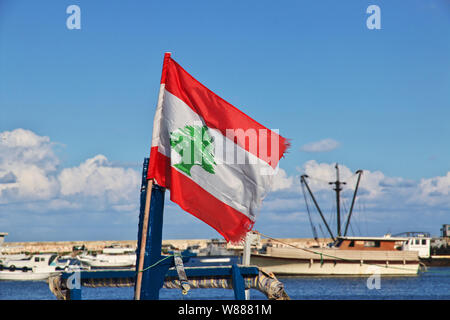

[0,267,61,281]
[251,235,419,276]
[182,239,241,267]
[0,253,76,281]
[77,244,136,269]
[250,164,421,276]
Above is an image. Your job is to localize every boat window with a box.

[415,239,420,245]
[348,241,355,247]
[422,239,427,245]
[35,257,39,262]
[364,240,380,248]
[48,255,58,265]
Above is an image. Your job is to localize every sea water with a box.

[0,267,449,300]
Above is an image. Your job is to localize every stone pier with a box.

[0,237,331,255]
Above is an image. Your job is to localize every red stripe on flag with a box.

[148,146,171,187]
[148,147,254,242]
[162,57,288,168]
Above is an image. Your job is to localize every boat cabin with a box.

[391,232,431,259]
[334,236,409,251]
[401,236,430,258]
[102,244,135,255]
[3,253,58,270]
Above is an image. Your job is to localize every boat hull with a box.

[77,255,136,269]
[0,270,60,281]
[251,247,420,276]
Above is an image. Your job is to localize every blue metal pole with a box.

[140,183,169,300]
[135,158,173,300]
[69,287,82,300]
[135,158,149,269]
[231,264,246,300]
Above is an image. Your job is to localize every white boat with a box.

[0,254,66,281]
[77,244,136,269]
[182,239,241,267]
[251,235,420,276]
[0,266,62,281]
[250,165,421,276]
[198,257,232,264]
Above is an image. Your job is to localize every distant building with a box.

[0,232,8,246]
[441,224,450,238]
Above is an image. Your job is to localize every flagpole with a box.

[135,178,154,300]
[242,232,252,300]
[134,52,171,300]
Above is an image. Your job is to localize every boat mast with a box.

[329,164,346,237]
[343,170,363,237]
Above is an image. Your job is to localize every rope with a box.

[137,255,174,273]
[254,231,427,273]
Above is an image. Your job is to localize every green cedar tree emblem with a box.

[170,125,216,177]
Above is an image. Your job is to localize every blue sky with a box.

[1,0,449,241]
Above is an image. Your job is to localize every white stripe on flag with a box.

[151,90,277,221]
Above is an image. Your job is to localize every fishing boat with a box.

[77,244,136,269]
[0,253,74,281]
[251,164,420,276]
[182,239,241,267]
[251,235,419,276]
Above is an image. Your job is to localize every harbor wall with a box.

[0,238,332,255]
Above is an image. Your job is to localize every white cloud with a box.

[296,160,407,201]
[58,155,140,211]
[0,129,60,203]
[0,128,59,170]
[0,129,140,212]
[300,138,340,153]
[415,172,450,207]
[270,168,294,191]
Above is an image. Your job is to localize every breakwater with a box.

[0,238,331,255]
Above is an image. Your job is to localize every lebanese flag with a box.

[147,53,289,242]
